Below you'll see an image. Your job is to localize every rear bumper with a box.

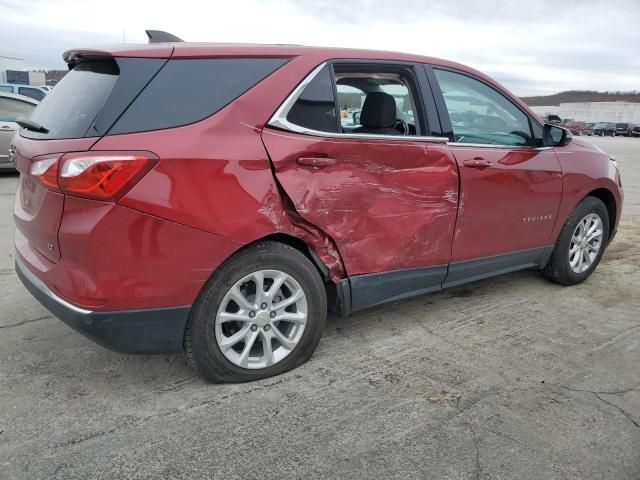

[16,256,190,354]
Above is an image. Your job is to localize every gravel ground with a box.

[0,136,638,479]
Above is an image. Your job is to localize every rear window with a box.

[22,57,288,140]
[24,61,119,139]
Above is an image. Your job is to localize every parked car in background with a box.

[593,122,617,136]
[565,121,592,136]
[0,92,39,170]
[632,125,640,137]
[582,123,595,136]
[615,123,635,136]
[0,84,47,101]
[12,37,623,383]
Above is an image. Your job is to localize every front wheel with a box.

[185,241,327,383]
[543,197,609,285]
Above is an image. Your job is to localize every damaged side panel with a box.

[261,128,460,276]
[113,112,347,284]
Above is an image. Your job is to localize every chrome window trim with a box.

[268,62,449,144]
[447,142,552,151]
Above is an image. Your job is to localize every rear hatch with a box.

[14,138,96,262]
[14,45,289,265]
[13,51,169,263]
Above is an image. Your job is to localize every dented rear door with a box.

[261,129,459,276]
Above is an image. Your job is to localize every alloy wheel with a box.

[214,270,308,369]
[568,213,604,273]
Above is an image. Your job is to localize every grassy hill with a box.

[521,91,640,106]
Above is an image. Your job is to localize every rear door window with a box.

[334,67,422,136]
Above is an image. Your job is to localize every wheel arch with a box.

[249,233,350,317]
[255,233,331,281]
[586,187,617,242]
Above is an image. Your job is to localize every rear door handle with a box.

[463,158,492,168]
[297,156,336,167]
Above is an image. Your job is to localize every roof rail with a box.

[145,30,184,43]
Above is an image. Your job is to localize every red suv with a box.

[13,37,623,383]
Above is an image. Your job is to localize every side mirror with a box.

[543,123,572,147]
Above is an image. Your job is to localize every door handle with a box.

[297,156,336,167]
[463,158,492,168]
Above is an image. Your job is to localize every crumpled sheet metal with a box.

[262,129,460,277]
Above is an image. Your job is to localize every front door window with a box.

[434,69,533,146]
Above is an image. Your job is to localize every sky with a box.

[0,0,639,96]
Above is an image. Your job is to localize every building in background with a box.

[44,70,67,86]
[28,71,46,86]
[528,105,560,119]
[529,102,640,123]
[1,56,60,86]
[0,55,24,83]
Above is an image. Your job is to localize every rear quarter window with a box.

[109,58,289,134]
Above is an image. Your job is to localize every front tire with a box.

[185,241,327,383]
[543,197,609,285]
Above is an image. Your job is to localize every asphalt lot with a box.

[0,136,638,479]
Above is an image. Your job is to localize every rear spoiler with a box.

[63,30,182,68]
[63,49,114,69]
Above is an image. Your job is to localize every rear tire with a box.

[184,241,327,383]
[543,197,609,285]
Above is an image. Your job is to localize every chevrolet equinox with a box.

[13,33,623,382]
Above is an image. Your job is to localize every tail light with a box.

[30,151,157,201]
[30,156,60,191]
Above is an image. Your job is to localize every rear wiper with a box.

[16,118,49,134]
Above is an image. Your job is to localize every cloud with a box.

[0,0,638,95]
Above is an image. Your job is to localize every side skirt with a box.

[443,246,553,289]
[337,246,553,315]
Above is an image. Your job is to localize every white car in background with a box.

[0,92,39,170]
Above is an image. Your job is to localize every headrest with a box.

[359,92,397,129]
